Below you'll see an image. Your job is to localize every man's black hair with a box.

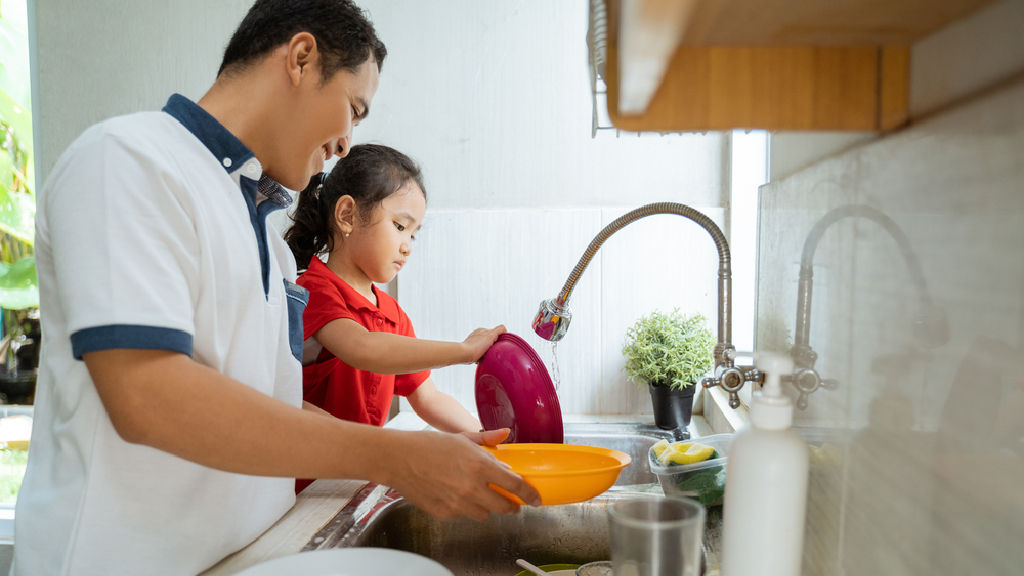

[218,0,386,81]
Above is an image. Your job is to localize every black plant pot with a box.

[648,382,695,432]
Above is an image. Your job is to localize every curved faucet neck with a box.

[795,204,936,351]
[553,202,734,365]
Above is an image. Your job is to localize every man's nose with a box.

[336,137,351,158]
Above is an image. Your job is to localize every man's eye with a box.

[394,222,405,232]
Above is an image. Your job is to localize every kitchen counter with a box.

[201,413,720,575]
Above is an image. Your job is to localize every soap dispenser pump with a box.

[720,352,809,576]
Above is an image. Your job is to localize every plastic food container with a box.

[648,433,733,507]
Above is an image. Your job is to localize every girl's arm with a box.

[406,378,482,433]
[315,318,504,375]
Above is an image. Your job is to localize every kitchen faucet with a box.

[531,202,760,409]
[791,204,948,409]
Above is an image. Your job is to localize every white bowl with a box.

[234,548,453,576]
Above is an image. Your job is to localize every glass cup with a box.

[607,496,706,576]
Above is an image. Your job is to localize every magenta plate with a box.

[475,333,563,444]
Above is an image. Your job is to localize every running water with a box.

[550,341,561,390]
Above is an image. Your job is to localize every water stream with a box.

[550,341,561,391]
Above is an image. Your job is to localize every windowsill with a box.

[701,385,749,434]
[0,506,12,544]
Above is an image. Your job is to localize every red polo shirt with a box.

[297,257,430,426]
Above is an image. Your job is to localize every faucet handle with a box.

[727,391,741,409]
[701,368,745,409]
[790,367,840,409]
[796,390,811,410]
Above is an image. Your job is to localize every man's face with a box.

[276,57,380,190]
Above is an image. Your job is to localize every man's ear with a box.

[286,32,319,87]
[334,195,357,236]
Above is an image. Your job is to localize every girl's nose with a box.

[400,242,411,256]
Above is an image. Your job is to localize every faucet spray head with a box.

[532,298,572,342]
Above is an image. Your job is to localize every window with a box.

[0,0,37,543]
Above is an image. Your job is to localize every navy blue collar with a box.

[162,93,253,176]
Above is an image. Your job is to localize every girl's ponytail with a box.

[284,172,330,271]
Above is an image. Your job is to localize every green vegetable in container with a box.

[676,466,726,507]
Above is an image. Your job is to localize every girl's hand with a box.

[463,427,511,447]
[462,324,507,363]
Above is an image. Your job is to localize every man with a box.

[13,1,538,574]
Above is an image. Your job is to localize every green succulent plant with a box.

[622,309,714,390]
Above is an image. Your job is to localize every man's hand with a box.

[382,429,540,521]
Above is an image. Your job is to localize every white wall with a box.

[32,0,253,184]
[32,0,729,419]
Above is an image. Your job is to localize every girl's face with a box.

[347,181,425,284]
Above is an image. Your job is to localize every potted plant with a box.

[623,309,714,431]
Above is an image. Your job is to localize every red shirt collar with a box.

[306,257,402,325]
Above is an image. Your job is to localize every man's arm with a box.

[83,348,540,521]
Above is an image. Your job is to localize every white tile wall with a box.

[396,209,603,414]
[758,77,1024,576]
[397,206,725,417]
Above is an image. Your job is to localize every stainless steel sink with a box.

[303,422,682,575]
[563,422,675,486]
[330,489,639,575]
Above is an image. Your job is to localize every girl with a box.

[285,144,504,491]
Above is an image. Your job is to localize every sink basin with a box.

[562,423,675,486]
[302,423,681,576]
[332,490,633,575]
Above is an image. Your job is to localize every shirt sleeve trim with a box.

[70,325,193,360]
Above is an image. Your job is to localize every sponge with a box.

[658,441,715,466]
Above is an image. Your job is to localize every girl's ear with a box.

[334,195,357,237]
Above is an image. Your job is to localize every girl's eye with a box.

[394,222,405,232]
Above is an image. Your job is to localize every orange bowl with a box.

[485,443,632,505]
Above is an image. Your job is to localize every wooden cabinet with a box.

[603,0,995,132]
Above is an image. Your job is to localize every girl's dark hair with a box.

[286,144,426,270]
[218,0,387,82]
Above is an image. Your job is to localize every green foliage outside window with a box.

[0,0,38,311]
[0,447,27,503]
[0,0,34,505]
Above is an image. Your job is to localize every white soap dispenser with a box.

[720,352,809,576]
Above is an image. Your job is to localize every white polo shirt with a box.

[13,94,307,576]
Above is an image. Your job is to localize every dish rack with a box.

[587,0,617,138]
